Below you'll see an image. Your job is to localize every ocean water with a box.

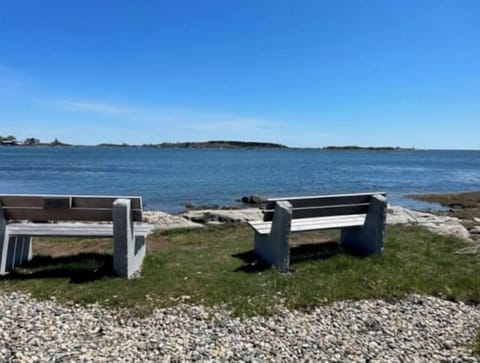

[0,146,479,212]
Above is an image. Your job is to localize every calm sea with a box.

[1,146,479,212]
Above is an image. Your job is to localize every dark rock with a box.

[240,195,267,205]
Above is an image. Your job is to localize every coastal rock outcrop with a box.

[181,208,263,225]
[240,195,268,205]
[387,206,471,241]
[144,205,473,241]
[143,211,203,230]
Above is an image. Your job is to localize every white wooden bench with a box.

[0,194,153,278]
[248,192,387,272]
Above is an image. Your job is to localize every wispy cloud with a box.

[51,97,346,146]
[59,100,129,115]
[54,98,282,137]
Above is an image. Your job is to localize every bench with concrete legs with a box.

[0,195,153,278]
[248,192,387,272]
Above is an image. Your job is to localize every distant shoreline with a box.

[1,136,415,150]
[1,136,477,151]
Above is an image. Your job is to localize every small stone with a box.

[0,292,479,361]
[470,226,480,234]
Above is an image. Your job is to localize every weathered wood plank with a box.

[250,215,365,229]
[264,192,386,210]
[6,222,152,237]
[72,196,142,210]
[290,218,365,233]
[4,208,143,222]
[43,197,72,209]
[249,214,367,235]
[0,195,143,210]
[267,191,386,202]
[251,213,367,227]
[263,203,370,221]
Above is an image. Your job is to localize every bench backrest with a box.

[0,195,143,222]
[262,192,386,221]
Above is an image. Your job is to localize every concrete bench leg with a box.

[0,235,14,275]
[341,194,387,255]
[21,236,33,263]
[0,206,10,275]
[254,201,292,272]
[13,236,33,265]
[0,235,33,275]
[113,199,146,278]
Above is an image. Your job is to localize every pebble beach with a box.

[1,292,479,362]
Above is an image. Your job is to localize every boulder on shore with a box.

[387,206,471,241]
[240,195,268,205]
[143,211,203,230]
[182,208,263,224]
[144,205,472,242]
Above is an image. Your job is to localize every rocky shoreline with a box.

[144,205,478,242]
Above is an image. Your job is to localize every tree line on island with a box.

[1,135,412,150]
[99,140,288,149]
[0,135,70,146]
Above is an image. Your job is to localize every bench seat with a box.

[6,222,153,237]
[249,213,366,235]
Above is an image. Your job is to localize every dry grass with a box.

[408,191,480,223]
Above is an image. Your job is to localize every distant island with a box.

[0,135,285,149]
[1,134,414,150]
[323,145,414,151]
[0,135,71,147]
[99,140,288,149]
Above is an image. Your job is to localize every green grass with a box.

[1,224,480,318]
[474,331,480,355]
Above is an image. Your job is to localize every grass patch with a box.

[474,330,480,355]
[1,224,480,317]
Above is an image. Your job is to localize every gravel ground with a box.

[0,292,479,362]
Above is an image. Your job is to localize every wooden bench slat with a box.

[72,196,142,210]
[43,197,72,209]
[6,223,152,237]
[291,218,365,233]
[250,213,367,226]
[263,203,370,221]
[264,192,385,210]
[0,195,143,211]
[249,214,366,235]
[4,208,143,222]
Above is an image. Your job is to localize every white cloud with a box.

[49,97,345,146]
[53,98,283,138]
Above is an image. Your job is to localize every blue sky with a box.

[0,0,479,148]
